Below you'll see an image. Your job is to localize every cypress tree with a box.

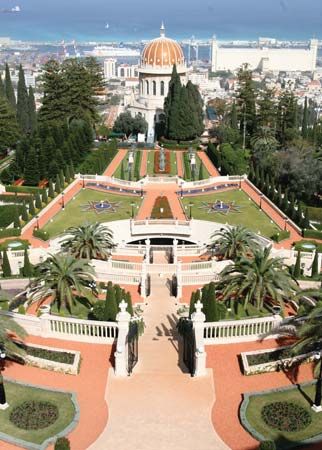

[164,65,182,140]
[254,165,260,186]
[311,251,319,278]
[2,250,11,277]
[120,161,125,180]
[41,188,48,204]
[28,86,37,133]
[64,165,71,183]
[201,284,209,319]
[21,200,29,222]
[16,65,29,133]
[277,185,282,208]
[13,205,21,228]
[198,162,204,180]
[302,96,308,139]
[125,291,133,316]
[59,168,65,187]
[55,175,61,194]
[104,284,118,321]
[24,147,39,186]
[230,101,238,129]
[248,162,255,181]
[288,196,295,220]
[114,284,123,305]
[4,63,16,111]
[0,96,19,154]
[189,291,196,318]
[35,192,42,209]
[296,203,303,227]
[205,282,216,321]
[48,179,55,198]
[302,208,310,229]
[282,190,289,213]
[28,196,36,216]
[293,250,301,278]
[22,248,33,277]
[69,162,75,179]
[0,73,5,98]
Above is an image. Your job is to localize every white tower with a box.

[103,58,117,80]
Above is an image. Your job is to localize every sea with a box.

[0,0,322,43]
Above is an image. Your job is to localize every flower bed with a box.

[261,401,311,432]
[21,343,80,375]
[10,401,59,430]
[241,345,314,375]
[154,150,171,174]
[150,196,173,219]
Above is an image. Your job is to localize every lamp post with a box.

[312,352,322,412]
[259,194,264,210]
[35,215,39,230]
[82,175,85,189]
[284,217,288,231]
[131,202,135,219]
[0,346,8,410]
[189,202,193,220]
[180,182,183,199]
[140,181,144,199]
[61,192,65,210]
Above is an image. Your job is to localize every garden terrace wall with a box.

[241,345,314,375]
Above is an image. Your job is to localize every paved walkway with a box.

[2,337,112,450]
[137,184,186,220]
[176,151,184,178]
[208,340,319,450]
[89,272,228,450]
[140,150,148,177]
[103,149,127,176]
[197,151,220,177]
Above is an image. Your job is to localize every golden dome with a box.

[141,23,185,68]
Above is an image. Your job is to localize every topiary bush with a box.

[10,401,59,429]
[55,437,71,450]
[259,441,276,450]
[261,401,311,432]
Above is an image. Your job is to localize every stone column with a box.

[176,260,182,300]
[191,300,207,377]
[114,300,131,377]
[173,238,178,264]
[141,260,147,299]
[145,238,151,263]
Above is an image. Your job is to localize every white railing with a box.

[181,273,220,285]
[0,310,118,344]
[203,315,282,344]
[144,175,179,184]
[131,219,191,236]
[147,263,176,274]
[45,315,118,343]
[111,260,142,272]
[95,271,141,285]
[181,261,213,271]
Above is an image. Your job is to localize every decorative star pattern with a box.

[199,200,241,215]
[81,200,121,215]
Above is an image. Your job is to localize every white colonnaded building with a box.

[211,38,318,73]
[128,23,188,142]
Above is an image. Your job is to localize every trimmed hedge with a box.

[270,230,290,242]
[55,437,71,450]
[0,205,23,227]
[307,206,322,222]
[6,185,46,194]
[33,228,50,241]
[303,229,322,240]
[0,227,21,238]
[0,194,33,203]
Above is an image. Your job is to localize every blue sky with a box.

[1,0,322,41]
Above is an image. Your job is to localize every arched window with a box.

[145,80,149,95]
[160,81,165,96]
[152,80,157,95]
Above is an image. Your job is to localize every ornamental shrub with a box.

[2,249,11,277]
[258,441,276,450]
[55,437,70,450]
[10,401,59,430]
[261,401,311,432]
[33,228,50,241]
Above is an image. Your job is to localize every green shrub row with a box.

[0,205,23,227]
[303,229,322,240]
[6,185,46,194]
[0,227,21,238]
[33,228,50,241]
[306,206,322,222]
[270,230,290,242]
[0,194,33,203]
[25,345,75,365]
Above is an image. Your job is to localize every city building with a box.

[128,23,187,142]
[117,64,138,79]
[103,58,117,80]
[211,38,318,73]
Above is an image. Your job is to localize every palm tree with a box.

[250,126,278,162]
[29,254,97,312]
[218,246,298,311]
[61,222,114,260]
[0,316,26,361]
[211,226,259,260]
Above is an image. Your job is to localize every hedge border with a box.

[240,381,322,449]
[6,186,46,195]
[0,228,21,238]
[0,378,79,450]
[303,229,322,240]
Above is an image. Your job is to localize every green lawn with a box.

[0,381,76,446]
[182,190,280,239]
[112,150,127,178]
[43,189,142,238]
[244,383,322,446]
